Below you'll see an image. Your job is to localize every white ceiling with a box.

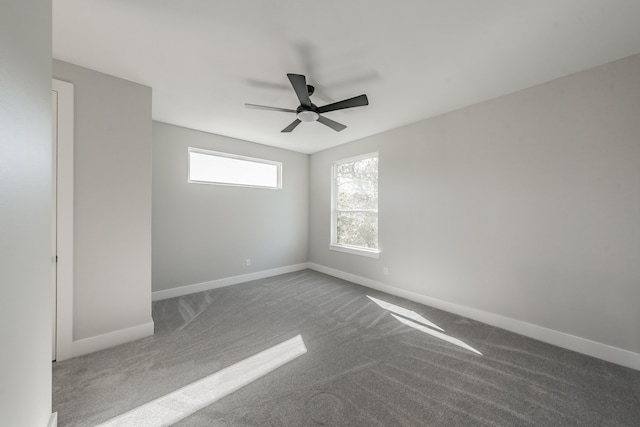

[53,0,640,154]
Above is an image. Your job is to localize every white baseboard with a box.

[308,263,640,371]
[152,263,309,301]
[71,321,155,358]
[48,412,57,427]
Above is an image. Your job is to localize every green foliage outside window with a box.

[335,156,378,249]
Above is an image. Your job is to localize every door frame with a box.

[52,79,74,361]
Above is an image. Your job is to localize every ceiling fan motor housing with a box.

[297,104,320,122]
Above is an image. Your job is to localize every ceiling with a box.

[53,0,640,154]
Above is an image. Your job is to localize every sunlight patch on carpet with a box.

[391,314,482,355]
[97,335,307,426]
[367,295,482,355]
[367,295,444,331]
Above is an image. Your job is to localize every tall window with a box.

[188,147,281,189]
[331,153,379,257]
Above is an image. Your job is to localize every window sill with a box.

[329,244,380,259]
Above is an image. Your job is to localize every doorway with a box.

[52,79,74,362]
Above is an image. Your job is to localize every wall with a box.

[52,60,153,349]
[152,122,309,294]
[0,0,53,425]
[310,55,640,361]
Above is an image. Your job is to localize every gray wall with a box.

[0,0,52,425]
[309,54,640,354]
[52,60,153,341]
[152,122,309,292]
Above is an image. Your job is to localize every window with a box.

[331,153,379,257]
[188,148,282,189]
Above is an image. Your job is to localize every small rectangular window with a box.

[188,148,282,189]
[331,152,379,257]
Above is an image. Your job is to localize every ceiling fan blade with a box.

[281,119,302,133]
[245,103,296,113]
[287,73,311,107]
[317,115,347,132]
[318,94,369,114]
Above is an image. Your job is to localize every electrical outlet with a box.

[245,258,251,267]
[383,267,389,276]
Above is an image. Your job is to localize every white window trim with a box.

[188,147,282,189]
[330,152,380,258]
[329,243,380,258]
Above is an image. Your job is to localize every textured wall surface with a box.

[310,54,640,355]
[53,60,153,342]
[152,122,309,292]
[0,0,53,425]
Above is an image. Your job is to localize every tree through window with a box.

[331,153,379,255]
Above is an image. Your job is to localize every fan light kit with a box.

[297,110,319,122]
[245,73,369,133]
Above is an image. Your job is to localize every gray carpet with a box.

[53,270,640,426]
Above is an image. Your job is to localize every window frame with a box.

[188,147,282,190]
[330,152,380,258]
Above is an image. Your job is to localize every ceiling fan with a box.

[245,73,369,133]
